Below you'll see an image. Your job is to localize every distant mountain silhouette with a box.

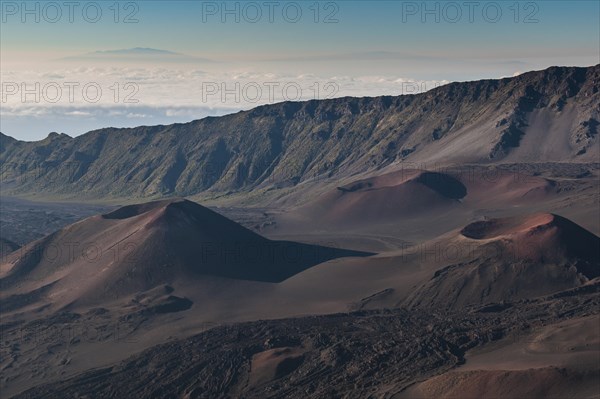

[60,47,212,62]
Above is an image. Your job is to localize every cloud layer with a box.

[1,64,448,140]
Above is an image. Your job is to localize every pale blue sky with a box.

[1,0,599,140]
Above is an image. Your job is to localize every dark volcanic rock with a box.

[1,65,598,200]
[13,285,600,399]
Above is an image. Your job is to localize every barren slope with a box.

[1,65,597,200]
[0,199,369,311]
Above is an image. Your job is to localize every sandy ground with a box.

[0,164,598,397]
[397,315,600,399]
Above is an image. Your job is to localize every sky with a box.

[1,0,599,140]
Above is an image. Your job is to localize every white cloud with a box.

[2,66,447,110]
[1,64,450,139]
[65,111,93,117]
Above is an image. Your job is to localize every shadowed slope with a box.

[1,65,597,200]
[0,199,371,309]
[0,237,20,259]
[460,213,600,274]
[298,170,467,226]
[405,213,600,310]
[292,168,557,228]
